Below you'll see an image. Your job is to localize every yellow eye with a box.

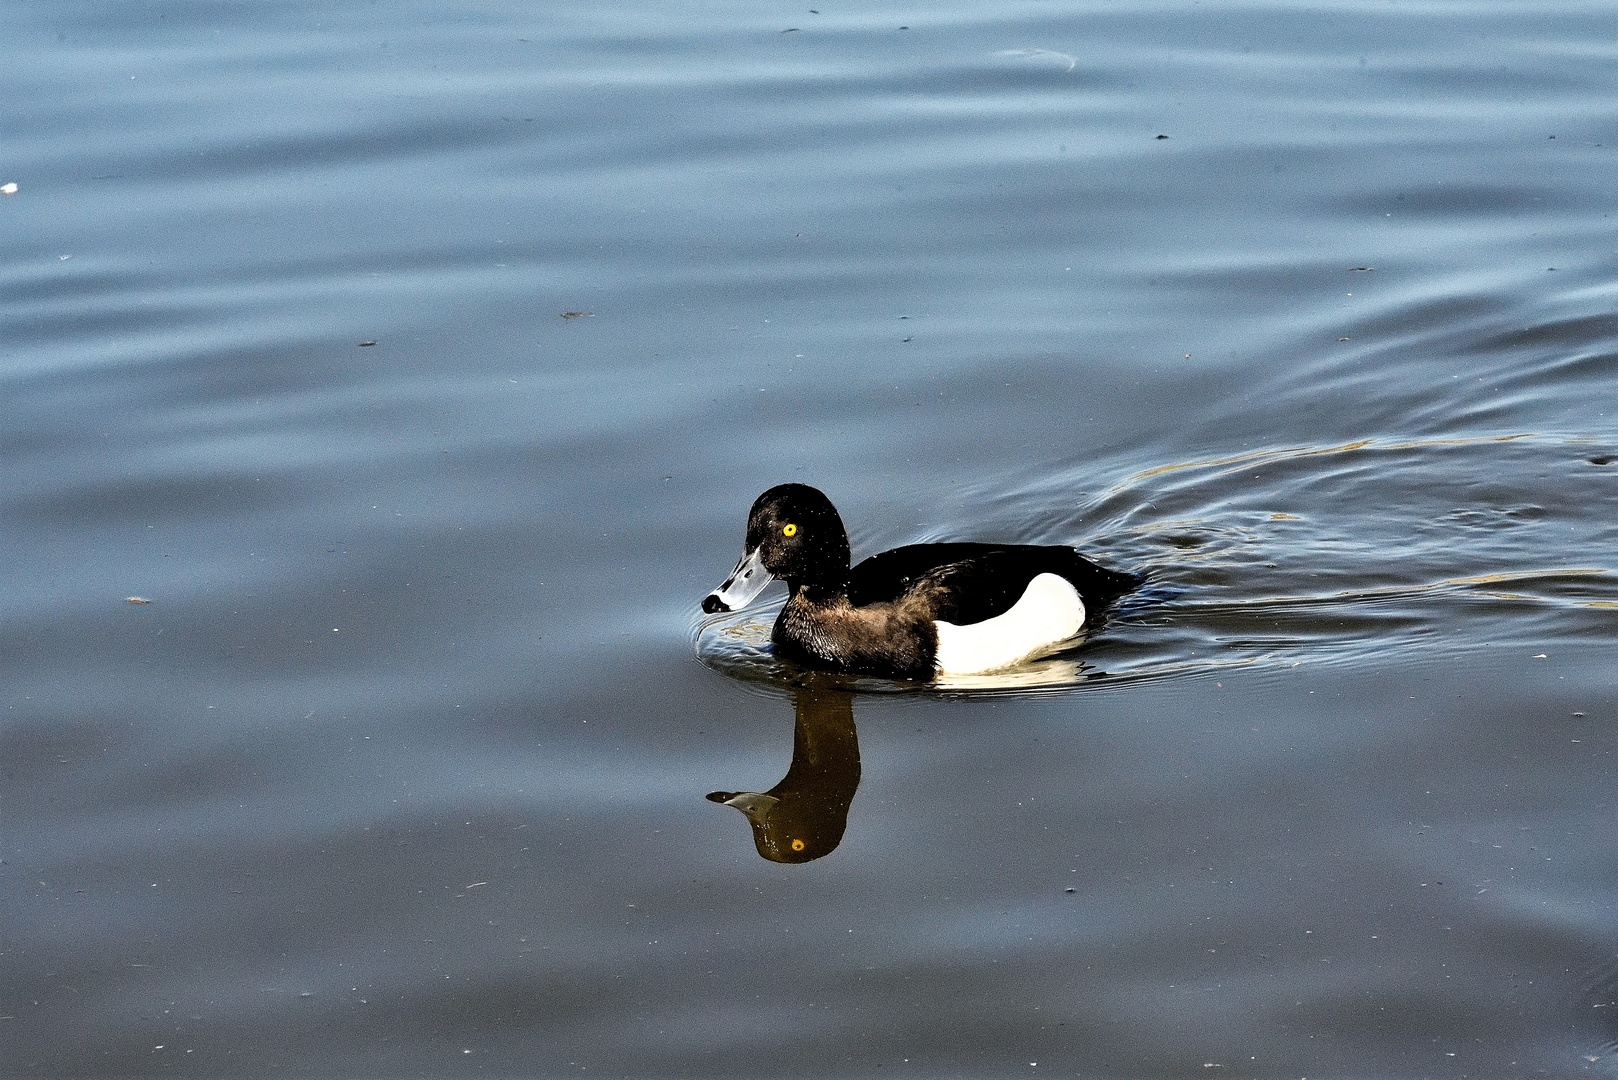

[782,523,797,537]
[791,838,805,851]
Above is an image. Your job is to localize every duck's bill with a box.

[706,790,781,824]
[701,547,773,613]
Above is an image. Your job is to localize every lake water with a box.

[4,0,1617,1075]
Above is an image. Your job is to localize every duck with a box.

[700,483,1137,680]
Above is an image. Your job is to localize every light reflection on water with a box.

[706,680,862,864]
[4,0,1617,1074]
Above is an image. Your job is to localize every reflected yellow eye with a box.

[782,524,798,537]
[791,838,805,851]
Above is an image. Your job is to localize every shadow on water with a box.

[706,677,861,863]
[696,633,1127,861]
[705,668,1136,863]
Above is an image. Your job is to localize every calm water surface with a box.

[4,0,1617,1075]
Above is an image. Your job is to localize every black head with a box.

[744,484,852,594]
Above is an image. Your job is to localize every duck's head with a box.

[702,483,852,613]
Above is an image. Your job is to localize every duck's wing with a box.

[849,543,1139,625]
[846,544,1002,607]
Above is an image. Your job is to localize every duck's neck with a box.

[788,577,849,607]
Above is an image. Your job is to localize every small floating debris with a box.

[1156,134,1169,140]
[126,596,152,604]
[1,182,17,195]
[994,48,1076,71]
[780,27,800,32]
[1348,266,1374,271]
[559,311,594,319]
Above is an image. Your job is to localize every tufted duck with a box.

[701,484,1136,679]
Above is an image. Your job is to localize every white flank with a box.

[933,573,1085,676]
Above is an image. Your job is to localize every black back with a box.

[848,543,1138,626]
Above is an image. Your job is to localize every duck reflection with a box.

[707,680,861,863]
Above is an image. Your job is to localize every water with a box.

[4,0,1616,1075]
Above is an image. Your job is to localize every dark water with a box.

[4,0,1617,1075]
